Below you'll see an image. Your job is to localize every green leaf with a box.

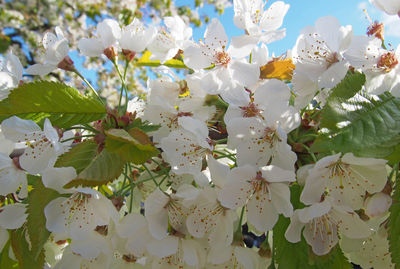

[325,72,366,102]
[0,81,106,128]
[386,143,400,165]
[319,72,365,130]
[64,148,125,188]
[55,140,98,174]
[0,239,18,268]
[105,128,159,164]
[312,92,400,157]
[389,179,400,268]
[11,228,45,269]
[26,175,61,259]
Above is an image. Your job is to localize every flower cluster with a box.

[0,0,398,268]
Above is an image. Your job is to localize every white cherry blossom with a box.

[224,78,300,133]
[78,19,121,59]
[233,0,289,45]
[44,188,119,240]
[160,117,212,175]
[120,18,157,57]
[227,117,297,170]
[300,153,387,210]
[186,187,236,247]
[144,187,193,240]
[292,16,353,107]
[143,76,214,143]
[148,16,192,63]
[184,18,260,105]
[1,116,65,174]
[285,198,372,255]
[26,27,72,76]
[345,36,400,96]
[218,164,295,232]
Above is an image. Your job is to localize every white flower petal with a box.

[146,236,178,258]
[0,204,27,229]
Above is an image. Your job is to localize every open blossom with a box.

[1,116,66,174]
[78,19,121,59]
[218,165,295,232]
[300,153,387,210]
[26,27,73,76]
[184,18,259,105]
[119,18,157,59]
[227,117,297,170]
[345,36,400,96]
[44,188,119,240]
[0,51,23,101]
[292,16,353,107]
[233,0,289,45]
[160,117,212,175]
[143,75,214,143]
[144,187,191,240]
[224,78,300,133]
[285,198,372,255]
[147,16,192,63]
[186,187,237,247]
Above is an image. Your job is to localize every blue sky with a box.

[178,0,400,56]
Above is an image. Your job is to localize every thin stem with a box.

[236,206,245,233]
[60,134,95,143]
[158,174,169,187]
[73,69,104,105]
[389,163,399,181]
[117,164,129,196]
[302,144,317,163]
[214,138,227,144]
[213,150,236,162]
[151,158,171,178]
[64,126,99,133]
[113,60,127,112]
[143,163,159,186]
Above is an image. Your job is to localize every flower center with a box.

[250,171,270,198]
[122,254,137,263]
[367,21,384,41]
[214,50,231,67]
[260,127,281,147]
[377,52,398,73]
[239,102,264,119]
[327,161,349,189]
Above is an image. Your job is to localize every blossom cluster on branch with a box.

[0,0,400,268]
